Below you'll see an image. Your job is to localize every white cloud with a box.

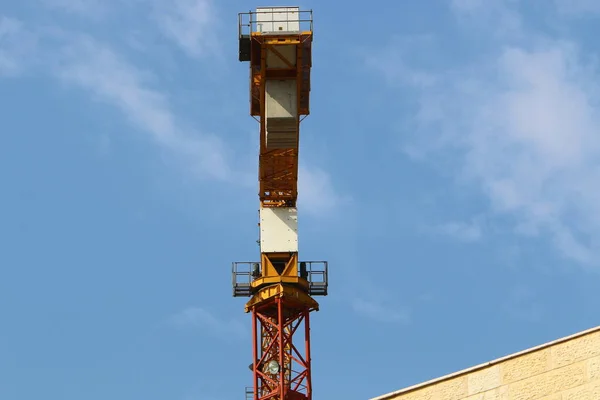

[451,0,517,13]
[41,0,108,18]
[0,8,245,185]
[0,16,20,75]
[2,7,344,215]
[427,218,484,242]
[451,0,485,11]
[365,34,438,88]
[368,6,600,267]
[90,133,111,157]
[352,297,410,324]
[458,44,600,265]
[0,16,36,77]
[347,273,411,324]
[169,306,245,338]
[554,0,600,15]
[298,164,348,217]
[450,0,523,38]
[504,285,544,322]
[55,36,236,181]
[153,0,219,59]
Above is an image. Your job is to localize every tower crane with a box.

[232,7,328,400]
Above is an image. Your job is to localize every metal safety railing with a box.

[300,261,328,296]
[232,260,328,297]
[238,9,313,38]
[232,261,258,297]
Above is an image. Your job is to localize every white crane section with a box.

[259,207,298,253]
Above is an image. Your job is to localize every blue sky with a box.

[1,0,600,399]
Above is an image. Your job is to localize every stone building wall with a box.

[371,326,600,400]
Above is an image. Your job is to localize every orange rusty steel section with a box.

[250,33,312,207]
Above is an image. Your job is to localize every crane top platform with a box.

[238,7,313,37]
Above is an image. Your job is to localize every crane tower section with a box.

[232,7,328,400]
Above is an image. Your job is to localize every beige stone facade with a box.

[371,325,600,400]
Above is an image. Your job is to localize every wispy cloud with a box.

[504,284,544,322]
[450,0,522,36]
[40,0,108,18]
[352,297,410,324]
[0,16,36,77]
[153,0,220,59]
[91,133,111,157]
[364,34,438,88]
[55,35,236,181]
[425,217,484,243]
[169,306,245,338]
[1,3,238,185]
[554,0,600,15]
[298,164,348,217]
[367,2,600,268]
[0,7,239,184]
[3,5,345,213]
[0,16,20,76]
[348,275,411,324]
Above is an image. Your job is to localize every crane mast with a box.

[232,7,328,400]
